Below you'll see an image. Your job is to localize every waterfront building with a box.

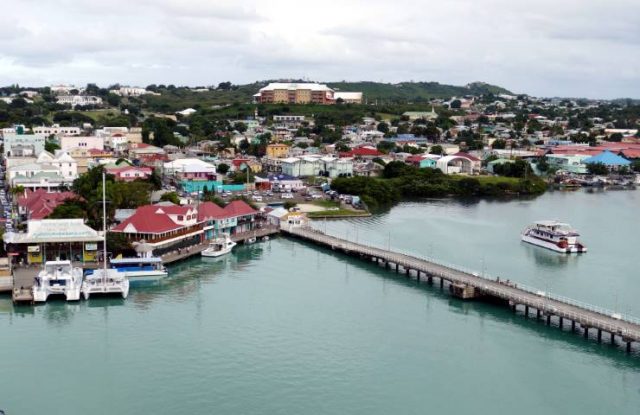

[544,154,589,174]
[281,155,353,178]
[405,155,438,169]
[3,219,105,264]
[583,150,631,170]
[436,155,474,174]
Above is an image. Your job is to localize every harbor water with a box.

[1,189,639,414]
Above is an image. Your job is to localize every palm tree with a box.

[10,185,25,197]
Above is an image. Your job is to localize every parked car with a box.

[282,193,294,199]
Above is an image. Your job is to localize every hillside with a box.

[327,81,513,103]
[140,80,513,112]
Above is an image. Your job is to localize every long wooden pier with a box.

[283,225,640,353]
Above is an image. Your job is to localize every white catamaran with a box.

[81,172,129,300]
[33,260,83,302]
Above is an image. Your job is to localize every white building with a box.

[334,92,363,104]
[60,136,104,151]
[281,155,353,178]
[3,134,46,157]
[109,87,149,97]
[56,95,103,107]
[33,124,81,136]
[8,151,77,189]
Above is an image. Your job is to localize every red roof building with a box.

[17,189,78,220]
[339,146,383,158]
[111,200,258,249]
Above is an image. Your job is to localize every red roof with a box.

[223,200,257,217]
[197,202,227,221]
[111,205,185,234]
[339,146,382,158]
[231,158,250,168]
[17,189,77,220]
[620,149,640,159]
[452,151,480,162]
[405,155,427,163]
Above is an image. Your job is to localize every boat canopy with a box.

[110,257,163,264]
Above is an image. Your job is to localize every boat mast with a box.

[102,171,108,283]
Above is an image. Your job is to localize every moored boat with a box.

[521,220,587,254]
[201,234,236,258]
[81,268,129,300]
[33,260,83,302]
[109,257,168,283]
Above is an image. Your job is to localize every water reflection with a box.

[521,243,580,269]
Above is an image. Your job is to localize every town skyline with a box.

[2,0,639,99]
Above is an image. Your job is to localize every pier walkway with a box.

[283,225,640,352]
[162,227,279,264]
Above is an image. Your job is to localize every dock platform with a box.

[283,225,640,352]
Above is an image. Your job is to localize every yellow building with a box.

[266,143,290,159]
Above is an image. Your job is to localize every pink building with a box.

[105,166,153,182]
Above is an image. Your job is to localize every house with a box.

[56,95,103,106]
[405,155,437,169]
[583,150,631,170]
[403,108,438,121]
[266,143,290,159]
[281,156,353,178]
[8,151,78,189]
[3,133,46,157]
[128,143,165,158]
[16,189,77,220]
[105,165,154,182]
[452,152,481,172]
[33,124,81,136]
[339,146,382,159]
[544,155,589,174]
[164,158,217,181]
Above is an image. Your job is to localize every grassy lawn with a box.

[307,209,369,218]
[82,109,119,121]
[313,199,340,208]
[449,175,520,185]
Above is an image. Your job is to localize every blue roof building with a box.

[583,150,631,167]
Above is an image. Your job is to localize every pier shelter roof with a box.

[3,219,103,244]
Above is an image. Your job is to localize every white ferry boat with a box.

[521,221,587,254]
[81,268,129,300]
[33,260,83,302]
[202,235,236,258]
[109,257,168,283]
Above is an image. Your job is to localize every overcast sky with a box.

[1,0,639,98]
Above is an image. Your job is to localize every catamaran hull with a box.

[521,235,587,254]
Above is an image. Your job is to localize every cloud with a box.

[1,0,639,98]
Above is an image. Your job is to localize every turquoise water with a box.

[1,190,639,414]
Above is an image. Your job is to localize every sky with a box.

[1,0,639,98]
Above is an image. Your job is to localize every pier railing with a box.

[291,225,640,329]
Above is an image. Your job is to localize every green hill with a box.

[140,80,513,112]
[328,81,513,103]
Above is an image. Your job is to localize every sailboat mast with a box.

[102,172,108,280]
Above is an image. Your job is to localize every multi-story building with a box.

[56,95,103,107]
[33,124,81,136]
[3,133,46,157]
[266,143,290,159]
[60,135,104,152]
[281,155,353,178]
[255,83,335,104]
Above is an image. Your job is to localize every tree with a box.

[45,141,60,153]
[450,99,462,109]
[376,141,396,154]
[377,122,390,133]
[234,122,247,133]
[429,145,444,155]
[632,160,640,173]
[492,139,507,149]
[48,200,87,219]
[217,163,230,175]
[160,192,180,205]
[283,201,297,210]
[586,162,609,175]
[607,133,623,142]
[217,82,233,90]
